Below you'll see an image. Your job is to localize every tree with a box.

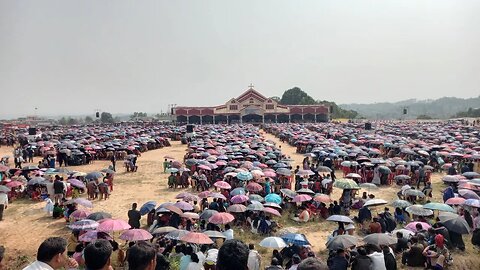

[100,112,115,123]
[58,117,67,125]
[270,96,281,103]
[130,112,148,119]
[85,116,93,123]
[67,118,78,125]
[280,87,316,105]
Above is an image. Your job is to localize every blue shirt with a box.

[180,255,192,270]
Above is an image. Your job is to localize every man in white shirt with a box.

[23,237,78,270]
[0,192,8,221]
[223,224,234,240]
[196,245,207,266]
[247,244,261,270]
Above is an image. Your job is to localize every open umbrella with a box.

[85,171,103,180]
[391,200,411,208]
[363,233,397,246]
[230,195,249,204]
[333,179,360,190]
[247,203,265,211]
[199,209,218,220]
[69,219,99,230]
[317,166,332,173]
[67,179,86,189]
[120,229,153,241]
[214,181,231,190]
[292,194,312,203]
[68,198,93,208]
[227,204,247,213]
[181,212,200,219]
[280,189,297,199]
[265,193,282,204]
[237,171,253,181]
[404,189,426,198]
[153,226,177,235]
[423,202,455,212]
[140,201,157,215]
[281,233,310,246]
[97,219,131,232]
[209,193,227,200]
[209,212,235,224]
[391,229,414,239]
[327,215,354,223]
[204,230,226,239]
[445,197,466,205]
[249,194,265,202]
[246,182,263,193]
[405,205,433,216]
[459,189,480,200]
[405,221,431,232]
[463,199,480,208]
[276,168,291,176]
[363,199,388,208]
[0,186,10,193]
[181,232,214,244]
[263,207,281,217]
[79,231,112,242]
[230,187,246,196]
[326,235,358,250]
[70,209,91,220]
[438,213,470,234]
[359,183,378,190]
[165,229,189,240]
[259,237,287,248]
[314,194,332,203]
[165,205,184,215]
[87,212,112,221]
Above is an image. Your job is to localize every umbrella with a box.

[333,179,360,190]
[67,179,86,189]
[85,171,103,180]
[317,166,332,173]
[405,205,433,216]
[249,194,265,202]
[214,181,231,189]
[314,194,332,203]
[198,191,211,199]
[259,237,287,248]
[247,203,265,211]
[297,188,315,195]
[69,219,99,230]
[359,183,378,190]
[458,189,480,200]
[97,219,131,232]
[165,205,185,215]
[423,202,455,212]
[22,165,39,171]
[363,233,397,246]
[140,201,157,215]
[174,201,194,211]
[265,194,282,204]
[438,213,470,234]
[391,200,411,208]
[281,233,310,246]
[263,207,281,217]
[230,187,246,196]
[445,197,466,205]
[199,209,218,220]
[276,168,291,176]
[204,230,226,239]
[181,232,214,244]
[28,177,46,185]
[237,171,253,181]
[0,186,10,193]
[246,182,263,193]
[326,235,358,250]
[404,189,426,198]
[79,231,112,242]
[391,229,414,239]
[463,199,480,208]
[119,229,153,241]
[363,199,388,208]
[296,169,315,176]
[292,194,312,203]
[405,221,431,232]
[0,165,9,172]
[183,194,200,202]
[227,204,247,213]
[153,226,178,234]
[167,168,179,173]
[100,168,115,174]
[165,229,189,240]
[87,212,112,221]
[280,189,297,198]
[346,173,361,179]
[209,192,227,200]
[463,172,480,179]
[70,209,91,220]
[5,181,23,188]
[327,215,354,223]
[230,195,249,204]
[394,175,411,181]
[67,198,93,208]
[209,212,235,224]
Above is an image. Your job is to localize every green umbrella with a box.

[333,179,360,190]
[391,200,411,208]
[423,202,455,213]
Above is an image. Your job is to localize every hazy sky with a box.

[1,1,479,118]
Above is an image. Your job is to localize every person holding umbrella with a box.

[128,203,141,229]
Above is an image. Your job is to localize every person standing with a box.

[53,176,64,204]
[416,165,426,188]
[247,244,261,270]
[111,154,116,172]
[163,159,169,173]
[128,203,141,229]
[0,191,8,221]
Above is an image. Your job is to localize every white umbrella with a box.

[259,237,287,248]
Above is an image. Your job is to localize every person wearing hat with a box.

[345,224,355,235]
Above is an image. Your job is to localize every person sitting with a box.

[351,247,371,270]
[328,249,349,270]
[297,257,328,270]
[382,246,396,270]
[265,258,283,270]
[368,218,382,234]
[292,207,310,223]
[394,232,409,253]
[394,207,406,224]
[357,205,372,226]
[423,234,451,269]
[401,236,425,267]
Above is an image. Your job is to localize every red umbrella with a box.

[181,232,214,244]
[120,229,153,241]
[292,194,312,203]
[214,181,231,190]
[445,197,466,205]
[246,182,263,193]
[263,207,281,217]
[209,212,235,224]
[97,219,131,232]
[5,181,24,188]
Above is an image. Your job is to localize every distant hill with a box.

[340,96,480,119]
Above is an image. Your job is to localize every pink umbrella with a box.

[181,232,214,244]
[250,170,265,179]
[209,192,227,200]
[214,181,231,190]
[216,160,227,166]
[198,191,211,199]
[172,161,182,169]
[263,207,281,217]
[227,204,247,213]
[246,182,263,193]
[174,201,194,211]
[5,181,23,188]
[198,165,212,171]
[68,198,93,208]
[405,222,431,232]
[183,194,200,202]
[120,229,153,241]
[97,219,131,232]
[181,212,200,219]
[0,165,9,172]
[292,194,312,203]
[209,212,235,224]
[445,197,466,205]
[70,209,91,220]
[79,231,112,242]
[175,192,192,199]
[263,171,276,178]
[231,195,249,204]
[165,205,183,215]
[314,194,332,203]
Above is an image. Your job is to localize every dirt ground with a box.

[0,130,478,270]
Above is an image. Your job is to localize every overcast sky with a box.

[1,1,479,118]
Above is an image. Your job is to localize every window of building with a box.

[266,104,274,110]
[249,98,254,104]
[229,105,238,110]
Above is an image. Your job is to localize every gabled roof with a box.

[236,88,267,103]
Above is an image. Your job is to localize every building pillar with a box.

[186,115,190,124]
[227,115,230,124]
[213,115,216,124]
[288,114,291,123]
[262,115,265,124]
[301,114,304,122]
[240,115,243,124]
[200,116,203,125]
[314,114,317,123]
[275,114,278,123]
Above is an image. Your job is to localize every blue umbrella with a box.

[230,187,246,196]
[167,168,179,173]
[281,233,310,246]
[140,201,157,215]
[86,171,103,180]
[265,194,282,204]
[237,171,253,181]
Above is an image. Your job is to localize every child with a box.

[44,196,54,215]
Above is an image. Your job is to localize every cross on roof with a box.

[248,83,254,88]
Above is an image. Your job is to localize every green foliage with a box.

[58,117,79,125]
[270,96,281,103]
[417,114,433,120]
[454,107,480,118]
[85,116,94,123]
[131,112,148,119]
[279,87,359,119]
[100,112,115,123]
